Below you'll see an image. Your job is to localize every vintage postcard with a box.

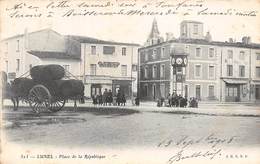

[1,0,260,163]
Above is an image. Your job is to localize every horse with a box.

[2,81,20,111]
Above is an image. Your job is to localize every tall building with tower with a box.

[138,19,260,102]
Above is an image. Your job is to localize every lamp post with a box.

[170,51,188,96]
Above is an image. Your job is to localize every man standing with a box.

[103,88,108,106]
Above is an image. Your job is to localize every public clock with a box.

[176,58,183,65]
[183,58,187,65]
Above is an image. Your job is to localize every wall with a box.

[82,43,138,77]
[1,29,81,80]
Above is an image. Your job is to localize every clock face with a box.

[171,58,175,65]
[176,58,183,65]
[184,58,187,65]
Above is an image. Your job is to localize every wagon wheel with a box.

[28,85,51,113]
[48,99,66,112]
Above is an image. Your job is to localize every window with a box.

[182,24,187,36]
[195,65,201,77]
[227,65,233,76]
[103,46,115,55]
[256,67,260,78]
[209,65,215,79]
[161,47,165,58]
[143,84,148,97]
[228,50,233,59]
[90,64,96,75]
[144,66,148,78]
[208,85,215,97]
[239,65,245,77]
[256,53,260,60]
[195,85,201,99]
[160,83,165,98]
[153,49,157,59]
[152,84,156,99]
[16,40,20,52]
[196,48,201,57]
[91,46,96,55]
[209,48,214,58]
[132,64,137,71]
[184,85,188,98]
[239,51,245,60]
[185,45,189,53]
[122,47,126,56]
[152,65,157,78]
[145,52,148,61]
[193,24,198,34]
[16,59,20,71]
[121,65,127,76]
[160,64,165,78]
[5,61,8,72]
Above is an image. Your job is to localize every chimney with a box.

[205,31,212,42]
[242,36,251,44]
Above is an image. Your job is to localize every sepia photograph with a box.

[0,0,260,163]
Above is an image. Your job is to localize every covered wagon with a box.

[10,64,84,113]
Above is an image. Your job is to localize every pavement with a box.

[2,99,260,117]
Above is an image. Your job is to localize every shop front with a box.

[223,78,249,102]
[112,80,132,98]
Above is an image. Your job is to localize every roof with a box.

[181,20,203,24]
[1,28,60,41]
[139,38,260,50]
[67,35,140,46]
[1,29,140,46]
[27,51,80,60]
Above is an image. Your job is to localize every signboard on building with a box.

[98,61,120,68]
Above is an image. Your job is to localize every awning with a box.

[252,80,260,85]
[223,79,248,84]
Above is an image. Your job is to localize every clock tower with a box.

[170,47,188,96]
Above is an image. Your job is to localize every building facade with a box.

[1,29,81,80]
[1,29,139,99]
[139,20,260,102]
[71,35,139,98]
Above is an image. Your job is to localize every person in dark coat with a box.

[92,94,98,106]
[103,89,108,106]
[107,89,113,106]
[97,93,103,105]
[121,94,126,106]
[135,96,140,106]
[167,93,172,107]
[116,90,121,106]
[171,93,176,107]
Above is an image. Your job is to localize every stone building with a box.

[71,35,139,98]
[1,29,140,99]
[1,29,81,80]
[138,19,260,102]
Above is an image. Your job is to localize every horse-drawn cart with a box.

[2,65,84,113]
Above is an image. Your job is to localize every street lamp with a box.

[170,51,188,97]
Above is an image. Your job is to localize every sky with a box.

[1,0,260,45]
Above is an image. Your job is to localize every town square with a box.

[1,0,260,164]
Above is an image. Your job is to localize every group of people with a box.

[157,93,198,108]
[92,88,126,106]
